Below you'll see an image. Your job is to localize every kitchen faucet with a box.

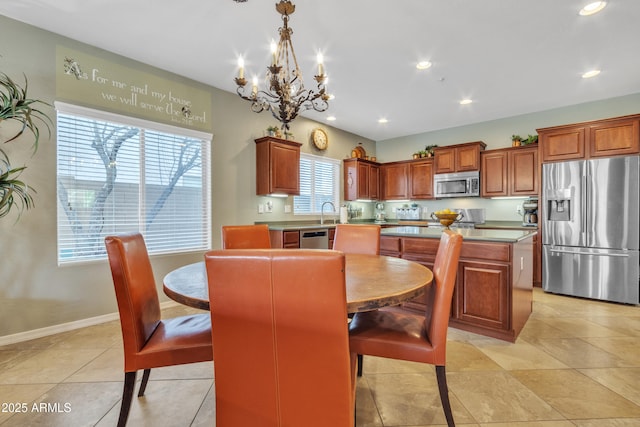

[320,201,336,225]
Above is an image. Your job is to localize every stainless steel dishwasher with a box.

[299,229,329,249]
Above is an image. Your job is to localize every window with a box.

[294,153,340,214]
[55,102,211,264]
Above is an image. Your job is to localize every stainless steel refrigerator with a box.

[542,155,639,304]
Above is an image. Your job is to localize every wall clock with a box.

[311,128,328,150]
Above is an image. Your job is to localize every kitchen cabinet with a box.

[408,158,435,199]
[481,146,538,197]
[380,232,533,342]
[589,117,640,157]
[269,230,300,248]
[270,227,335,249]
[255,136,302,196]
[381,162,409,200]
[538,114,640,162]
[433,141,486,174]
[343,158,380,201]
[379,158,434,201]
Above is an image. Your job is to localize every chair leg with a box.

[118,371,137,427]
[138,369,151,397]
[435,365,455,427]
[357,354,363,377]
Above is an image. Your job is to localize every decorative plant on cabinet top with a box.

[0,72,52,219]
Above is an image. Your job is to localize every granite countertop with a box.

[263,222,338,231]
[476,220,537,230]
[262,219,537,233]
[381,226,536,243]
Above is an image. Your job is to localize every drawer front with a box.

[460,241,510,262]
[402,237,440,255]
[380,236,401,253]
[283,230,300,246]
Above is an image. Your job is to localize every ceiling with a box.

[1,0,639,141]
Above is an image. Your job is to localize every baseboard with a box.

[0,301,179,347]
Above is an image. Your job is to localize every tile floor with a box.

[1,288,639,426]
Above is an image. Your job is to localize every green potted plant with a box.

[0,72,51,218]
[266,125,281,138]
[424,144,438,157]
[511,134,522,147]
[522,134,538,145]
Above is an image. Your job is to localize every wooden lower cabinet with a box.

[269,230,300,248]
[454,261,510,331]
[380,234,533,342]
[269,227,335,249]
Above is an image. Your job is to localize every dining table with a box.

[163,253,433,313]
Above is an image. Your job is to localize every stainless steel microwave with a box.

[434,171,480,198]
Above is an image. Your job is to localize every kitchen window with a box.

[294,153,340,215]
[55,102,212,264]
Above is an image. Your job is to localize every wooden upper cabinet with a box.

[589,118,640,157]
[255,136,301,195]
[343,158,379,201]
[510,147,538,195]
[539,114,640,162]
[481,150,508,197]
[408,158,434,199]
[539,125,586,162]
[434,147,456,173]
[381,162,409,200]
[481,146,538,197]
[433,141,486,174]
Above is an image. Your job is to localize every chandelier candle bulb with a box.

[317,52,324,76]
[271,40,277,65]
[237,57,244,79]
[251,76,258,96]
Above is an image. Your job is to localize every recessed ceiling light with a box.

[582,69,601,78]
[579,1,607,16]
[416,61,432,70]
[326,116,336,121]
[378,118,388,124]
[459,99,473,105]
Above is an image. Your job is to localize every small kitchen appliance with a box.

[433,171,480,198]
[522,198,538,226]
[374,202,386,223]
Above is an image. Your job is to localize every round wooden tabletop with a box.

[163,253,433,313]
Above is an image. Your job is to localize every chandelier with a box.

[234,0,329,131]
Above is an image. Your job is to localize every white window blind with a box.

[55,102,212,264]
[294,153,340,214]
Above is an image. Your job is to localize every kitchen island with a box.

[381,226,536,342]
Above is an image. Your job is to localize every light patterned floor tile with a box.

[511,369,640,419]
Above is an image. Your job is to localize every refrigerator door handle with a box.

[581,173,588,243]
[549,248,630,258]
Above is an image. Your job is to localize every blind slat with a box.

[56,107,212,264]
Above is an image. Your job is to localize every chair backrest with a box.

[332,224,381,255]
[424,230,463,363]
[221,224,271,249]
[205,249,353,427]
[105,233,161,357]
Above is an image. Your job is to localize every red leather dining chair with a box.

[221,224,271,249]
[332,223,381,375]
[332,223,381,255]
[205,249,356,427]
[105,233,213,427]
[348,230,463,427]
